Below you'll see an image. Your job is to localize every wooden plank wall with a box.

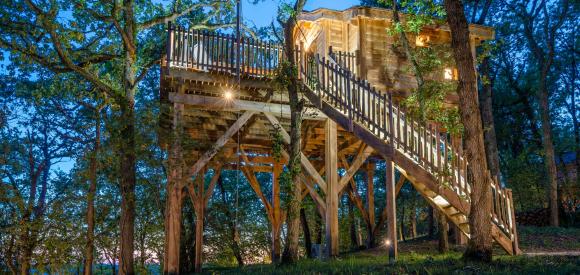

[299,16,462,106]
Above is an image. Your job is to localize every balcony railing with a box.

[166,23,285,77]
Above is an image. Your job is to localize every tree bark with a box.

[281,0,307,264]
[119,0,138,271]
[366,164,376,248]
[409,194,417,239]
[438,213,449,253]
[300,208,313,258]
[84,109,101,275]
[444,0,493,262]
[480,57,501,180]
[428,206,435,238]
[519,0,570,227]
[538,71,560,226]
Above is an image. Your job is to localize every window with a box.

[415,35,430,47]
[444,68,458,80]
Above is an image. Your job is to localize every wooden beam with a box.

[325,119,339,257]
[385,158,397,262]
[299,174,326,212]
[203,166,223,205]
[346,182,370,224]
[263,112,328,192]
[186,110,255,182]
[170,93,326,120]
[303,89,393,159]
[167,69,273,90]
[338,144,374,193]
[239,148,273,217]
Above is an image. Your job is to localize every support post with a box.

[194,170,205,273]
[164,87,185,274]
[366,162,375,248]
[325,119,339,258]
[271,162,282,263]
[385,158,397,263]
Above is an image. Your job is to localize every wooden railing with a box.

[166,23,284,77]
[301,52,517,243]
[328,47,358,75]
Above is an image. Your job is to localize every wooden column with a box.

[271,162,283,263]
[385,159,397,262]
[164,183,183,274]
[453,224,467,245]
[194,170,205,273]
[164,90,185,274]
[366,162,375,248]
[325,119,339,257]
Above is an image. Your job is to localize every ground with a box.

[201,226,580,274]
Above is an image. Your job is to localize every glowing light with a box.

[415,35,430,47]
[224,90,234,100]
[384,239,391,246]
[444,68,457,80]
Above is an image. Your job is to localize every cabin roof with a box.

[298,5,495,40]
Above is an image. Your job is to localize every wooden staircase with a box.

[300,51,520,255]
[164,26,520,255]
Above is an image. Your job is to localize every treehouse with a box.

[159,5,518,273]
[296,6,495,105]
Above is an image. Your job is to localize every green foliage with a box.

[204,250,580,274]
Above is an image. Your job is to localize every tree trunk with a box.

[428,206,435,238]
[438,213,449,253]
[538,69,560,226]
[315,211,323,244]
[366,164,376,248]
[119,1,138,273]
[348,200,358,250]
[444,0,493,262]
[480,57,501,180]
[281,0,307,264]
[300,208,313,258]
[409,194,417,239]
[399,201,406,242]
[84,110,101,275]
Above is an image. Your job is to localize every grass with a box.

[202,252,580,274]
[200,226,580,274]
[518,226,580,252]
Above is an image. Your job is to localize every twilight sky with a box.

[242,0,360,28]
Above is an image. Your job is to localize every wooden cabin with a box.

[158,6,516,274]
[296,6,494,104]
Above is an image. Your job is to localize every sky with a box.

[242,0,360,28]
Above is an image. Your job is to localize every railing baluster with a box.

[388,93,393,145]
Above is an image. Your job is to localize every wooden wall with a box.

[296,7,494,106]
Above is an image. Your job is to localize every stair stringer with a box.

[302,84,517,255]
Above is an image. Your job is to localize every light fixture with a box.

[384,239,391,246]
[224,90,234,100]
